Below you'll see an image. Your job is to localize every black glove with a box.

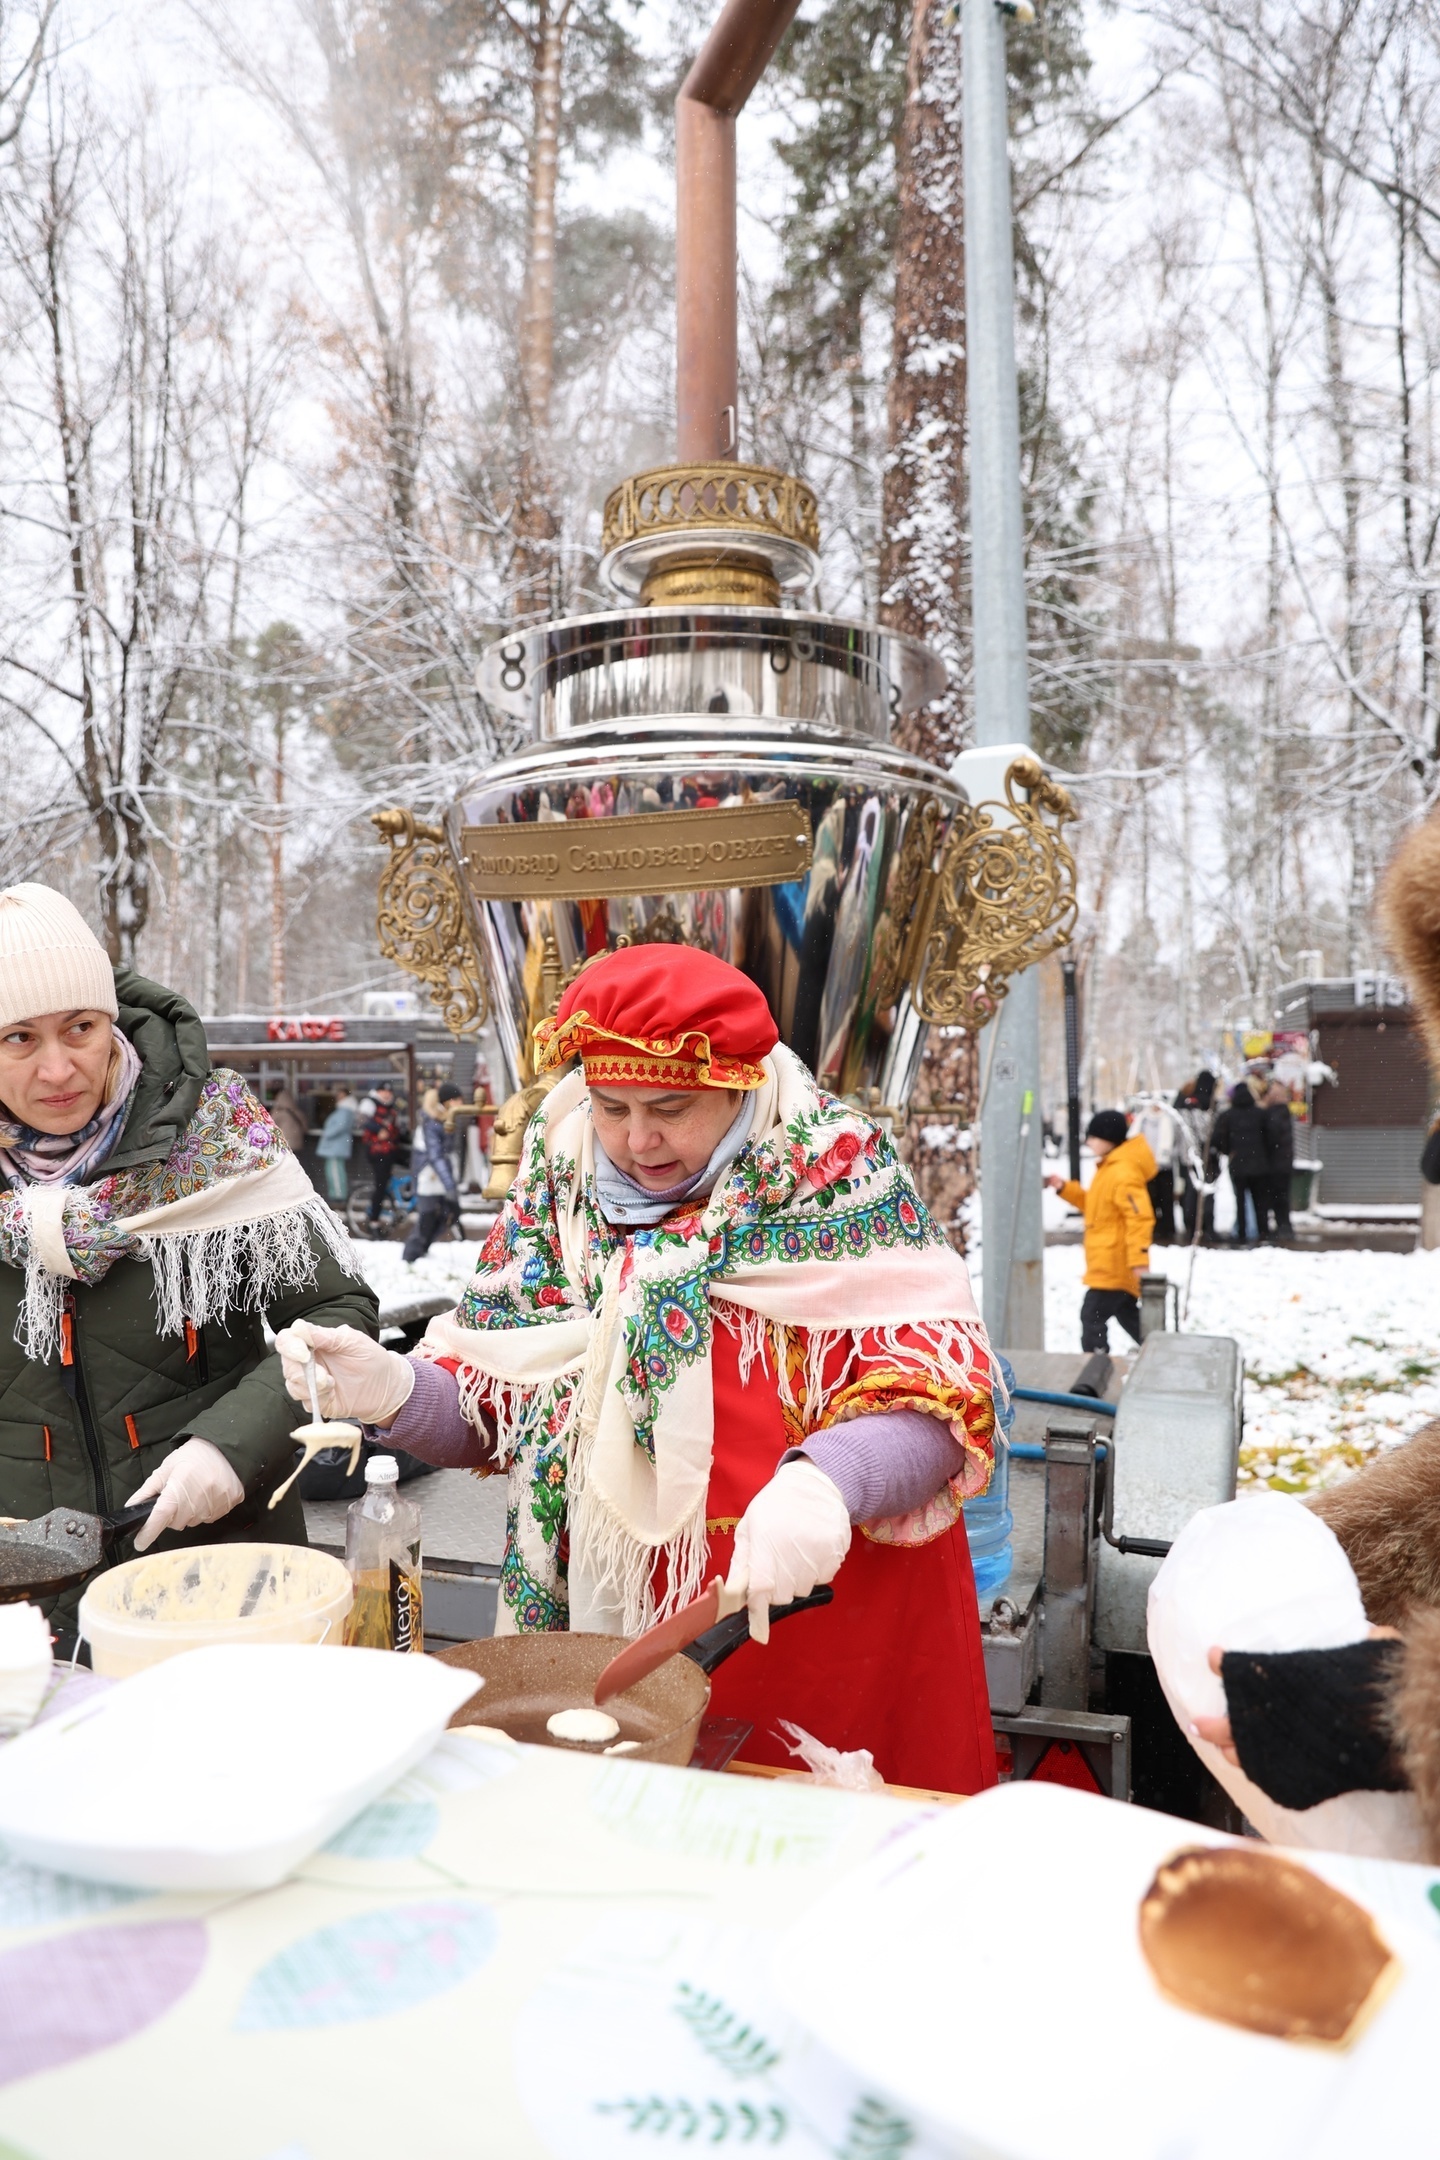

[1220,1640,1408,1811]
[1422,1125,1440,1185]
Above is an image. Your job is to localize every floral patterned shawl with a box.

[420,1045,994,1636]
[0,1068,354,1361]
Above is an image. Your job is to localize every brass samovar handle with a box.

[911,755,1078,1029]
[481,1072,568,1204]
[372,808,488,1037]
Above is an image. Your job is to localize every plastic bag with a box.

[1147,1492,1368,1728]
[775,1718,884,1791]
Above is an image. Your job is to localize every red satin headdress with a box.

[533,944,779,1090]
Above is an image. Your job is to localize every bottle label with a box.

[343,1555,424,1652]
[391,1557,422,1654]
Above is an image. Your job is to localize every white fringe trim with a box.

[20,1263,65,1365]
[455,1364,582,1472]
[550,1255,711,1634]
[15,1194,359,1363]
[723,1301,773,1386]
[752,1316,992,1423]
[569,1475,711,1636]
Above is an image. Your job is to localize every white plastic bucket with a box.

[78,1543,353,1679]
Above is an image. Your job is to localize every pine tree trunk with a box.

[880,0,966,762]
[898,1030,978,1252]
[237,872,251,1012]
[269,722,286,1011]
[513,0,568,620]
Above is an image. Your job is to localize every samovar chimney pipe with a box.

[676,0,804,461]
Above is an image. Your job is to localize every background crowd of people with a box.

[1126,1063,1300,1250]
[1050,1059,1306,1352]
[257,1073,493,1263]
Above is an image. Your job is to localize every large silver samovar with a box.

[371,0,1078,1161]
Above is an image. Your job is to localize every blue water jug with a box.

[963,1351,1015,1595]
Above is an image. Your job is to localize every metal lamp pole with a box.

[1062,957,1082,1183]
[962,0,1043,1349]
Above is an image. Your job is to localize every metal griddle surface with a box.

[0,1505,112,1604]
[0,1538,84,1602]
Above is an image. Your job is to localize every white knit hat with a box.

[0,885,119,1030]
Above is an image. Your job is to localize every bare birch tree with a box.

[0,97,277,962]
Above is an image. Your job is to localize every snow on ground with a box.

[1045,1240,1440,1494]
[356,1237,490,1313]
[972,1187,1440,1493]
[355,1218,1440,1500]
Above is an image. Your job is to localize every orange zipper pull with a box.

[184,1318,199,1361]
[59,1301,74,1367]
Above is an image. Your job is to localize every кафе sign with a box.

[459,800,813,901]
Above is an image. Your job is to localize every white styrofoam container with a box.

[770,1781,1439,2160]
[0,1642,481,1890]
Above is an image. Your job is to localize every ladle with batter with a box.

[269,1344,362,1510]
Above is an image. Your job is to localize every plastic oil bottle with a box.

[343,1455,424,1652]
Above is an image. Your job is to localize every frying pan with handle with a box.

[436,1587,836,1768]
[680,1586,834,1670]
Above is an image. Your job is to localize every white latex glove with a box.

[127,1437,245,1553]
[724,1457,852,1645]
[274,1319,415,1426]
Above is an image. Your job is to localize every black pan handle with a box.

[682,1585,835,1675]
[102,1501,156,1540]
[101,1494,264,1543]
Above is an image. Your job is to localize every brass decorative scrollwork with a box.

[372,807,488,1037]
[601,462,820,558]
[912,755,1078,1030]
[599,461,820,607]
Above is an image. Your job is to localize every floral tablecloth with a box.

[0,1672,954,2160]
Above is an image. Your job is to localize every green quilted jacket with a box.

[0,968,378,1621]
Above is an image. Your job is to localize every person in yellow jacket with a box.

[1044,1109,1156,1351]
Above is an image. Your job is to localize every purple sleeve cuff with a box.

[381,1356,496,1469]
[793,1409,967,1524]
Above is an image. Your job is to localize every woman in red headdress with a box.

[280,944,999,1794]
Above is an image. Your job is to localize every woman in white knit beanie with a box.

[0,885,376,1633]
[0,886,127,1188]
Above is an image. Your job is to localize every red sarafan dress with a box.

[671,1315,997,1797]
[429,942,998,1789]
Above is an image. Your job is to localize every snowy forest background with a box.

[1,0,1438,1112]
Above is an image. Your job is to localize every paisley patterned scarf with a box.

[0,1067,355,1361]
[420,1045,994,1636]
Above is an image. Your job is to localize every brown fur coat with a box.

[1312,1425,1440,1866]
[1380,807,1440,1073]
[1310,1426,1440,1856]
[1286,812,1440,1857]
[1307,809,1440,1856]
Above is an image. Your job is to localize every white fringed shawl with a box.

[421,1047,993,1636]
